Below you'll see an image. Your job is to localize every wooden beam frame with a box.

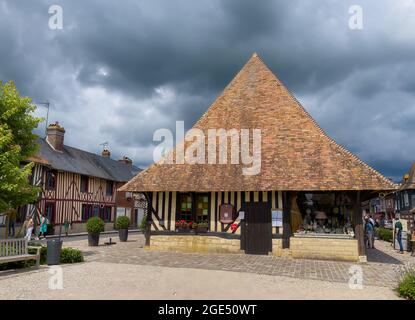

[352,191,366,257]
[282,191,292,249]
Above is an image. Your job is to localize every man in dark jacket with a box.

[395,216,404,254]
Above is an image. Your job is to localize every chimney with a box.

[102,148,111,158]
[46,121,65,152]
[118,156,132,165]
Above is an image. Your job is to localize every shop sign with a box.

[272,210,283,227]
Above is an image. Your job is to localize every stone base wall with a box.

[271,238,292,257]
[149,235,243,254]
[149,234,359,262]
[290,237,359,262]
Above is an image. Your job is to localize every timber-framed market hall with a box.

[120,53,397,262]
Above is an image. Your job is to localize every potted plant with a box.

[116,216,130,242]
[86,217,105,246]
[175,220,192,233]
[195,221,209,233]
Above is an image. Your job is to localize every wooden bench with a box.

[0,238,41,268]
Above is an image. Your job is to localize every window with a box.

[92,205,100,217]
[80,175,89,193]
[404,192,409,207]
[195,194,209,223]
[45,170,56,190]
[106,181,114,196]
[100,206,112,222]
[81,204,93,221]
[178,193,193,221]
[44,202,55,223]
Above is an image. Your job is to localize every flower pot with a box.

[47,239,62,265]
[118,229,128,242]
[196,227,208,234]
[177,228,191,233]
[88,233,100,246]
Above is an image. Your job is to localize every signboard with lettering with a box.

[272,210,283,227]
[219,204,235,224]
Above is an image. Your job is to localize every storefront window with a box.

[178,193,192,221]
[195,194,209,223]
[294,192,354,236]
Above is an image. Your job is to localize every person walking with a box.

[369,215,376,248]
[8,209,17,237]
[38,214,48,239]
[64,218,70,236]
[24,216,34,241]
[395,216,404,254]
[364,216,375,249]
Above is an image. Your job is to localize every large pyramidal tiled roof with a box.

[401,163,415,190]
[121,53,397,192]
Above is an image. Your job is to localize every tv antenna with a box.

[99,141,109,151]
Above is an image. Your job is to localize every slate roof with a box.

[120,53,397,192]
[31,138,141,182]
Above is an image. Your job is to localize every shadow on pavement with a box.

[366,248,404,265]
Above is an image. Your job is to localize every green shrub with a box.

[115,215,130,230]
[28,246,47,264]
[86,217,105,234]
[377,227,393,242]
[396,269,415,300]
[0,246,83,271]
[60,247,84,264]
[140,215,147,231]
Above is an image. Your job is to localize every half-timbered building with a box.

[395,163,415,237]
[120,53,397,262]
[22,122,141,234]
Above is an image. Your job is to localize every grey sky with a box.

[1,0,414,181]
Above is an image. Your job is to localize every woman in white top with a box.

[24,216,34,241]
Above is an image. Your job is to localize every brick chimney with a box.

[46,121,65,152]
[102,148,111,158]
[118,156,132,165]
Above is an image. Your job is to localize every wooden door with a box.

[241,202,272,254]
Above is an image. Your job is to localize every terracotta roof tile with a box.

[121,53,398,192]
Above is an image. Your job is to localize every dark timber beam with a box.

[282,191,292,249]
[143,192,153,247]
[353,191,366,257]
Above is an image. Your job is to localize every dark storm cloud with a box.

[0,0,414,179]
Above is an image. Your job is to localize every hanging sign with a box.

[272,209,283,227]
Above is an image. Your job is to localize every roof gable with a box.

[121,53,397,192]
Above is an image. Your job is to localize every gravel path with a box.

[1,234,411,299]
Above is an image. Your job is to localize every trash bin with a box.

[47,239,63,265]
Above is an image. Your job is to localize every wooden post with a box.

[353,191,366,257]
[144,192,152,247]
[282,191,292,249]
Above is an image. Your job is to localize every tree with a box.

[0,81,42,221]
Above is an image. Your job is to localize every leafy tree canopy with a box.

[0,81,42,212]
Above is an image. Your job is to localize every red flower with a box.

[230,223,238,231]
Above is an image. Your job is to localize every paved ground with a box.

[1,234,413,299]
[0,261,399,300]
[72,234,413,288]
